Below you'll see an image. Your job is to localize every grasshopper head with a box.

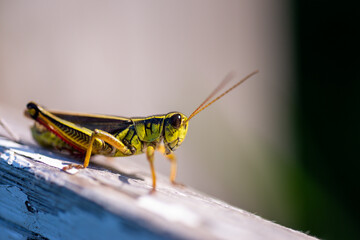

[162,71,258,155]
[163,112,189,154]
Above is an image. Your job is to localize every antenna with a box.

[186,70,259,123]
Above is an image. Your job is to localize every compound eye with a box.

[169,114,182,129]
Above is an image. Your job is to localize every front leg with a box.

[157,145,183,186]
[63,129,133,170]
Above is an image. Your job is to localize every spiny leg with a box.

[63,129,132,170]
[157,145,183,186]
[146,145,157,190]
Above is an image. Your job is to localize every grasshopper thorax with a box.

[163,112,188,154]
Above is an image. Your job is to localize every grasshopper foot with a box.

[62,163,84,171]
[171,180,185,188]
[149,188,157,195]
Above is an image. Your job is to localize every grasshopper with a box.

[25,71,258,190]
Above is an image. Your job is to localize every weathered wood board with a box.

[0,107,318,240]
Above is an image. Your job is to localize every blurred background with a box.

[0,1,358,239]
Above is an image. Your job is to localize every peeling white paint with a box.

[0,137,78,174]
[137,196,201,228]
[10,148,78,174]
[0,149,32,168]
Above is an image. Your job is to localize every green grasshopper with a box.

[25,71,258,190]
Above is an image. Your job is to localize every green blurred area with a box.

[286,1,360,239]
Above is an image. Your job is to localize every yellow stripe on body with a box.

[35,106,104,153]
